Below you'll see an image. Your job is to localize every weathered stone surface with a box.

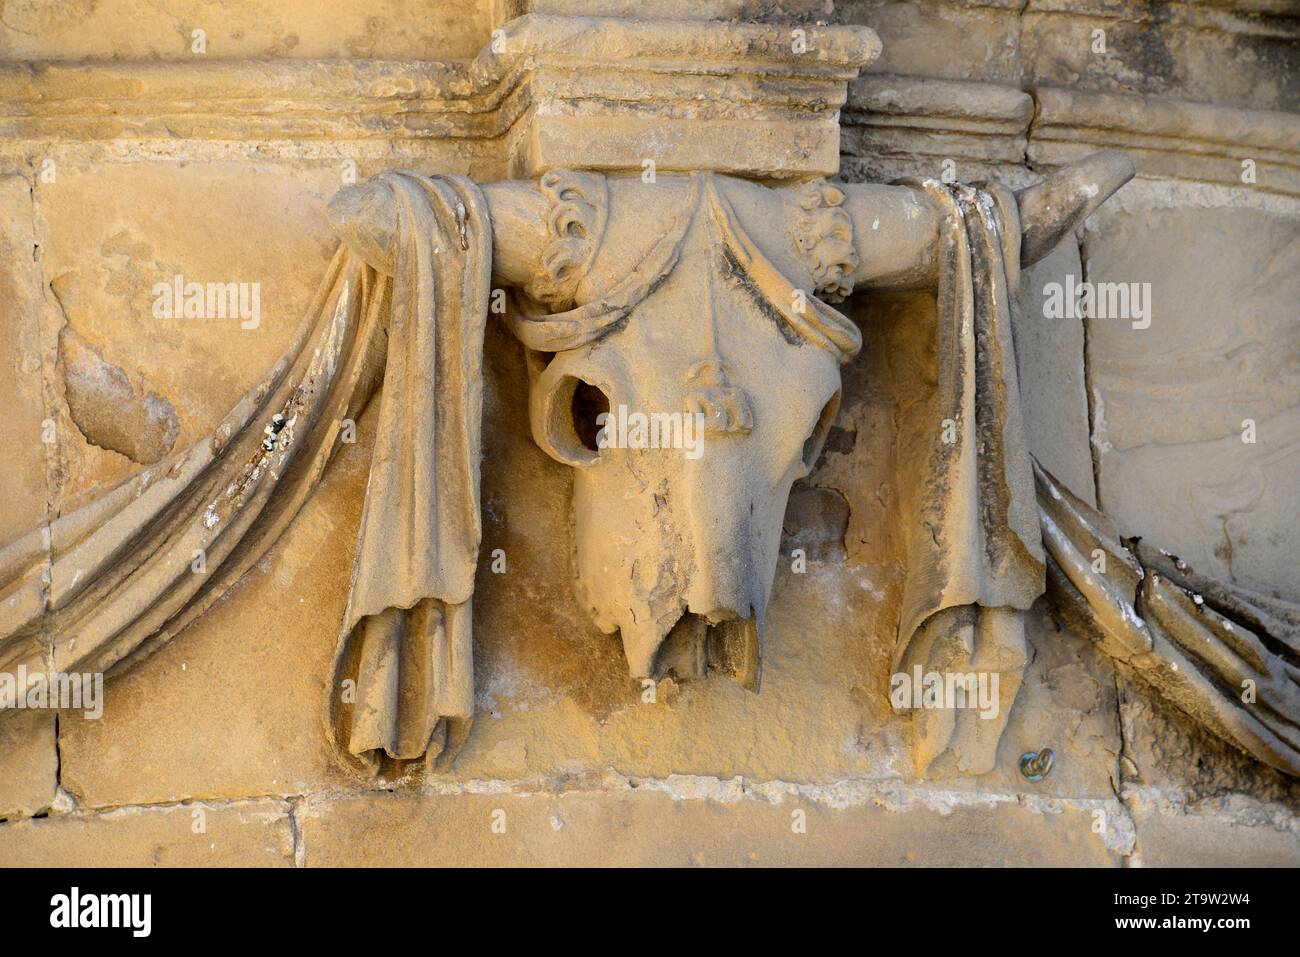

[1125,788,1300,867]
[297,787,1122,866]
[0,0,490,61]
[35,161,340,502]
[1015,237,1096,505]
[0,711,57,820]
[1022,0,1299,113]
[782,484,851,563]
[0,173,50,549]
[58,323,180,465]
[527,0,831,19]
[1030,88,1300,198]
[1084,195,1300,597]
[836,0,1297,113]
[0,800,295,867]
[837,0,1023,85]
[499,16,880,179]
[55,409,376,807]
[1116,671,1300,808]
[843,75,1033,177]
[983,602,1120,801]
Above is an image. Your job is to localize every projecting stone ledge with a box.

[0,14,881,181]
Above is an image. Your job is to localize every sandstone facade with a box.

[0,0,1297,867]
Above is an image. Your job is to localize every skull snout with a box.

[681,478,770,627]
[526,333,845,688]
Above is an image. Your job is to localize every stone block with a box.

[298,786,1121,866]
[491,15,880,179]
[1015,237,1096,505]
[0,711,58,820]
[0,800,294,867]
[1126,789,1300,867]
[839,0,1022,85]
[1084,198,1300,597]
[1023,0,1299,113]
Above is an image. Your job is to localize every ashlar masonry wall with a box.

[0,0,1297,866]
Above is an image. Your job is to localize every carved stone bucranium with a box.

[499,171,861,687]
[12,147,1217,783]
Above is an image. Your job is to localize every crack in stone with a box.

[1078,228,1106,512]
[1110,672,1142,866]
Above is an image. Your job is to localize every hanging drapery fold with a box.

[326,172,491,776]
[890,179,1046,776]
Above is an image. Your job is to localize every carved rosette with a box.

[786,180,859,303]
[522,169,609,311]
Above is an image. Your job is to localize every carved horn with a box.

[328,177,563,290]
[481,179,550,288]
[1015,149,1135,267]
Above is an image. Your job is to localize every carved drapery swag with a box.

[1038,464,1300,776]
[1,159,1297,781]
[0,172,490,777]
[885,175,1300,778]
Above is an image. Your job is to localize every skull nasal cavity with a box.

[571,379,611,452]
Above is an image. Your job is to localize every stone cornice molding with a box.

[842,75,1034,166]
[1025,0,1299,39]
[0,58,502,141]
[940,0,1297,38]
[842,75,1300,198]
[0,14,881,179]
[1030,86,1300,198]
[6,14,1295,194]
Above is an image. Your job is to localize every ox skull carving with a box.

[0,149,1140,781]
[519,173,853,686]
[14,148,1296,785]
[480,152,1135,692]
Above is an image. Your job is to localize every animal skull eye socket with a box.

[535,373,610,468]
[801,391,841,475]
[571,379,610,453]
